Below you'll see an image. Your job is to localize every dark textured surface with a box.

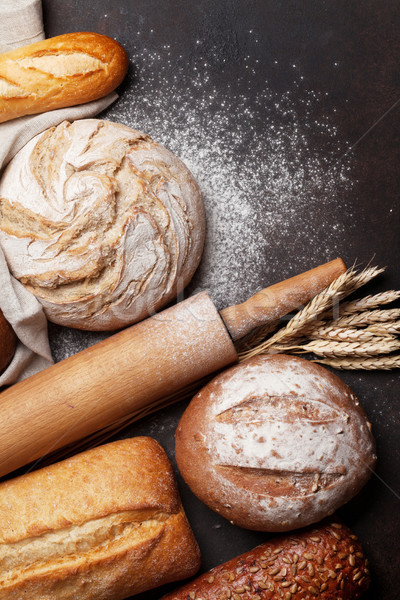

[42,1,400,598]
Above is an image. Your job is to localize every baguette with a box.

[162,521,370,600]
[0,437,200,599]
[0,32,129,123]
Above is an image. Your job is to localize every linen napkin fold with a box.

[0,0,118,385]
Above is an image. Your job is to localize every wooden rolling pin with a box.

[0,258,345,478]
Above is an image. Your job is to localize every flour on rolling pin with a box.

[0,259,346,478]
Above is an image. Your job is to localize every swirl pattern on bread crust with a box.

[0,119,205,330]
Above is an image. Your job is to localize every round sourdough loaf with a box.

[0,119,205,330]
[175,354,376,532]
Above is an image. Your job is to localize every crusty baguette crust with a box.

[162,521,370,600]
[0,32,129,123]
[0,437,200,599]
[0,309,16,372]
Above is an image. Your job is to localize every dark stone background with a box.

[42,1,400,598]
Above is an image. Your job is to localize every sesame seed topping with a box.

[270,567,280,576]
[353,572,362,581]
[304,553,313,560]
[308,585,319,595]
[298,561,307,570]
[349,555,356,567]
[335,563,342,571]
[257,582,267,590]
[273,547,283,555]
[320,583,328,592]
[331,531,342,540]
[331,523,343,529]
[290,583,298,593]
[310,537,321,543]
[234,587,245,594]
[291,565,297,576]
[292,553,299,564]
[208,576,215,584]
[328,570,337,579]
[285,593,292,600]
[249,566,259,574]
[281,581,291,588]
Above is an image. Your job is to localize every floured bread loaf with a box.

[0,119,205,330]
[0,437,201,600]
[176,354,376,532]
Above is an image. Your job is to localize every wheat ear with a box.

[294,338,400,358]
[315,355,400,370]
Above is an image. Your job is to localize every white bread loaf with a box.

[0,119,205,330]
[0,437,201,599]
[0,32,129,123]
[176,354,376,531]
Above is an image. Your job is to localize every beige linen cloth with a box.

[0,0,118,385]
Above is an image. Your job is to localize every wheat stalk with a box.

[367,322,400,335]
[239,265,383,361]
[339,290,400,315]
[334,309,400,328]
[315,355,400,370]
[293,338,400,358]
[308,325,395,342]
[238,269,354,361]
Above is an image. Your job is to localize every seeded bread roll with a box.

[0,32,128,123]
[161,520,370,600]
[0,309,16,373]
[0,437,200,600]
[176,354,376,531]
[0,119,205,330]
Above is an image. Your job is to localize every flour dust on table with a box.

[106,44,355,312]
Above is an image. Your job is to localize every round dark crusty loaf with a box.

[161,520,370,600]
[0,309,16,374]
[175,354,376,531]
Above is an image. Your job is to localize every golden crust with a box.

[0,437,200,599]
[0,32,129,123]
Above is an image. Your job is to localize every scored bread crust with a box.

[0,32,129,123]
[176,354,376,532]
[0,119,205,330]
[161,520,370,600]
[0,437,200,600]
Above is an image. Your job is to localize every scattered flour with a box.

[50,44,354,360]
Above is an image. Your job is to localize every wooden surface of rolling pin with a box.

[0,258,346,478]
